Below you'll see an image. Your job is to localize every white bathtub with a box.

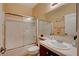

[2,44,36,56]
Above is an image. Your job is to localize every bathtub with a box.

[1,44,36,56]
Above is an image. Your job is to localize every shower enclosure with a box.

[5,17,37,50]
[0,14,38,55]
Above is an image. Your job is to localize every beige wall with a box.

[5,14,23,21]
[32,3,51,18]
[33,3,76,21]
[0,3,2,11]
[45,4,76,21]
[3,3,76,23]
[3,3,32,20]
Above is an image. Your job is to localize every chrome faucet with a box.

[50,33,54,40]
[57,40,63,43]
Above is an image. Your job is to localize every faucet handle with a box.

[0,47,6,54]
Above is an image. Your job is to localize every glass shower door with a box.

[23,19,37,45]
[5,17,37,51]
[5,20,24,50]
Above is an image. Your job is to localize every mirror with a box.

[40,4,76,36]
[38,4,76,45]
[64,13,76,36]
[38,19,52,36]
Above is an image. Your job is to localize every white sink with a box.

[44,39,72,50]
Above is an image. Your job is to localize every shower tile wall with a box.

[6,20,36,50]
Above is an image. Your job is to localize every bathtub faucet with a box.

[0,47,6,54]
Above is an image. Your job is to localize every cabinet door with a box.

[40,45,49,56]
[40,45,59,56]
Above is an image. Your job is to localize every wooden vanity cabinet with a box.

[40,45,59,56]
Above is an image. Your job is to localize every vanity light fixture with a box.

[50,3,66,10]
[50,3,59,8]
[51,3,58,6]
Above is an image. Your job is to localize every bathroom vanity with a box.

[40,45,59,56]
[39,36,77,56]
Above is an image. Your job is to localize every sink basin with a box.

[44,39,72,50]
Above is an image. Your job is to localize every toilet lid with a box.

[27,46,39,52]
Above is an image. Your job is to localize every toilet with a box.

[27,45,39,56]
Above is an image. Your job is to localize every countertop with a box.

[39,37,77,56]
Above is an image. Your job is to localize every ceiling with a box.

[18,3,37,8]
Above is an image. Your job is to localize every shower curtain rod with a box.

[5,13,25,17]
